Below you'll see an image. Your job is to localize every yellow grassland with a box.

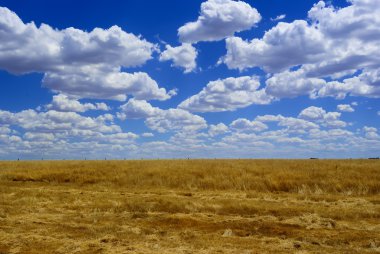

[0,159,379,253]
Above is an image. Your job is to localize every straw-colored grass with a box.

[0,159,379,253]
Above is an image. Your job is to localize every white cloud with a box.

[223,20,325,72]
[94,132,139,144]
[207,109,380,158]
[0,7,174,101]
[337,104,355,112]
[308,128,353,140]
[264,67,377,100]
[363,126,379,139]
[0,126,11,134]
[0,134,22,145]
[24,132,55,141]
[46,94,110,112]
[254,110,346,135]
[314,81,351,99]
[256,114,319,131]
[264,68,380,101]
[118,98,161,119]
[271,14,286,21]
[1,106,379,159]
[230,118,267,132]
[169,131,208,148]
[363,126,377,132]
[1,3,379,160]
[0,109,140,149]
[0,107,142,159]
[322,112,346,128]
[42,66,174,102]
[178,0,261,43]
[224,1,380,73]
[277,117,320,131]
[95,103,111,111]
[298,106,346,128]
[307,0,380,43]
[0,109,121,133]
[145,108,207,133]
[179,76,273,112]
[263,65,380,100]
[208,123,229,137]
[159,43,197,73]
[316,69,380,99]
[265,68,325,98]
[119,99,207,133]
[298,106,327,121]
[222,0,380,99]
[0,8,154,73]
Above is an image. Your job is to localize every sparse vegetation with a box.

[0,159,379,253]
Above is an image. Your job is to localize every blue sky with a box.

[0,0,379,159]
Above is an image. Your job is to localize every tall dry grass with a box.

[0,159,379,253]
[1,159,379,195]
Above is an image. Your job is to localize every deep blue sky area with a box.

[0,0,378,159]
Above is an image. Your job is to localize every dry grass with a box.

[0,159,379,253]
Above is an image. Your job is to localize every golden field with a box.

[0,159,379,253]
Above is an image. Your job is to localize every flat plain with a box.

[0,159,379,253]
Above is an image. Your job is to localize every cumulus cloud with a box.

[298,106,346,128]
[0,109,121,133]
[178,0,261,43]
[264,67,367,100]
[95,132,139,144]
[23,132,55,141]
[145,108,207,133]
[255,106,347,136]
[0,126,11,134]
[0,7,154,72]
[319,69,380,99]
[46,94,110,112]
[337,104,355,112]
[194,106,379,158]
[222,20,326,72]
[307,0,380,42]
[222,0,380,99]
[1,2,379,159]
[256,115,320,132]
[298,106,328,121]
[208,123,229,137]
[230,118,267,132]
[43,67,175,101]
[363,126,379,139]
[265,68,325,98]
[0,6,174,101]
[308,128,353,140]
[119,99,207,133]
[264,65,380,101]
[118,98,161,119]
[179,76,273,112]
[159,44,197,73]
[0,108,142,148]
[223,1,380,73]
[1,106,378,159]
[0,107,142,159]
